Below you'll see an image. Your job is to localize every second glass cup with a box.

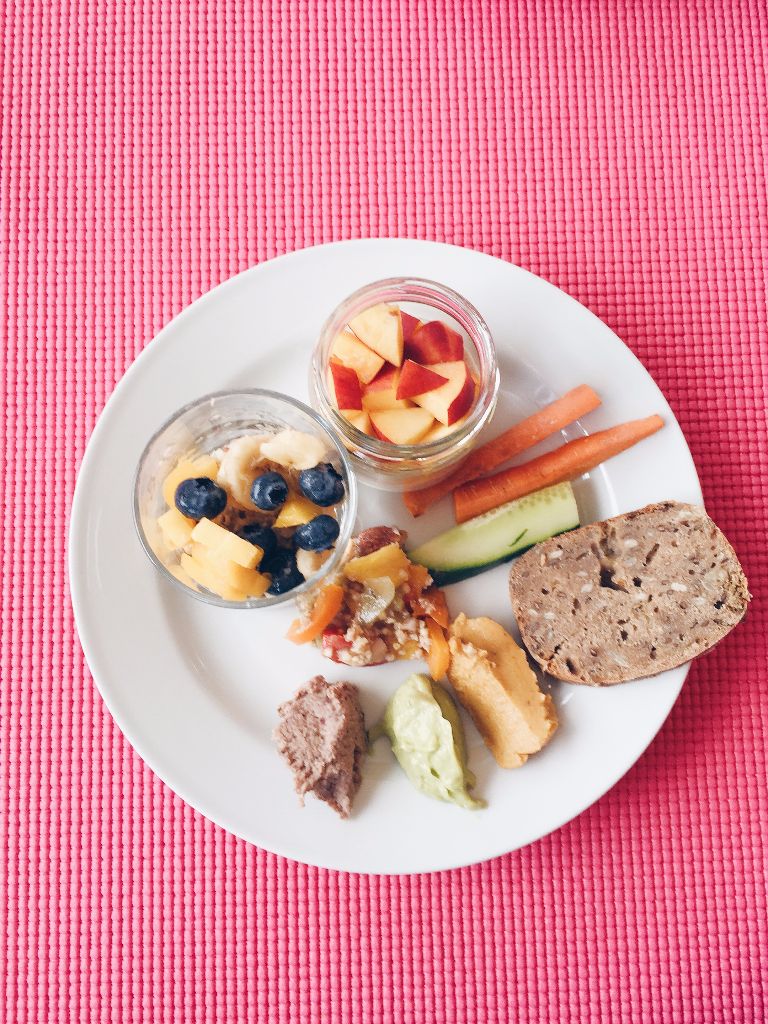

[310,277,500,491]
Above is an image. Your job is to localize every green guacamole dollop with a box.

[375,673,484,810]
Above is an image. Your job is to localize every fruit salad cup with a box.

[133,390,358,608]
[310,278,499,490]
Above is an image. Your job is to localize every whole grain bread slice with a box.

[508,502,750,685]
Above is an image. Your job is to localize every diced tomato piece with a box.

[321,628,352,662]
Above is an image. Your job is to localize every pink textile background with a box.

[1,1,767,1021]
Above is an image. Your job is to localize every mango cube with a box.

[162,455,220,507]
[166,562,196,589]
[191,517,262,568]
[239,570,271,598]
[180,553,248,602]
[157,507,196,550]
[188,542,271,597]
[343,543,411,587]
[274,495,325,528]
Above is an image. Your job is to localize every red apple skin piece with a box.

[330,361,363,411]
[395,359,450,400]
[411,360,474,425]
[369,407,436,445]
[332,330,385,384]
[401,311,421,344]
[405,320,465,364]
[361,364,413,411]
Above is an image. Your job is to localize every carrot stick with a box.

[453,415,665,523]
[402,384,601,517]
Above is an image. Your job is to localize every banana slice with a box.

[295,547,331,580]
[260,429,328,471]
[216,434,270,508]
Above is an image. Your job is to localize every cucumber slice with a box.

[408,482,579,586]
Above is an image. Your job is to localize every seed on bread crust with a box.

[508,501,750,685]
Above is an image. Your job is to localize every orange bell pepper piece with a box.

[426,618,450,681]
[407,562,431,596]
[412,587,449,628]
[286,584,344,644]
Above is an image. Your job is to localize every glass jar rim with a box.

[312,277,499,462]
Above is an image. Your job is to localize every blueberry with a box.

[293,514,340,552]
[236,523,278,560]
[263,548,305,595]
[174,477,227,520]
[297,463,345,507]
[250,471,289,511]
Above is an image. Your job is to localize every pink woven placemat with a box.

[2,1,766,1021]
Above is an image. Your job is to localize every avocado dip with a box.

[374,673,484,809]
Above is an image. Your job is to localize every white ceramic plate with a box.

[70,240,702,874]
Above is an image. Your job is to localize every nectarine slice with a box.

[341,409,373,435]
[362,365,413,411]
[405,320,464,364]
[412,360,474,425]
[349,303,404,367]
[369,407,436,445]
[396,359,450,399]
[329,361,363,411]
[332,330,385,384]
[401,311,421,343]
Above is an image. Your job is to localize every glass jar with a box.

[309,277,499,490]
[133,389,358,608]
